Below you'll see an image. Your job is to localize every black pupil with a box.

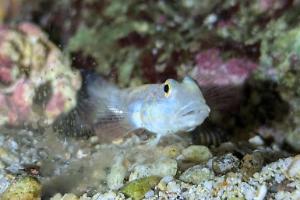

[164,84,169,93]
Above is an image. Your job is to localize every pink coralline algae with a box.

[193,49,257,87]
[0,23,81,126]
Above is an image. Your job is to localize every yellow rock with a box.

[121,176,161,200]
[287,155,300,179]
[1,176,42,200]
[162,145,182,158]
[181,145,212,163]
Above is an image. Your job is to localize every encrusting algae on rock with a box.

[121,176,161,200]
[1,176,42,200]
[0,23,81,127]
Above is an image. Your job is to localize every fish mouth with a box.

[181,110,197,117]
[177,104,210,118]
[179,110,209,123]
[175,103,210,132]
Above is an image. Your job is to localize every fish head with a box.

[141,76,210,135]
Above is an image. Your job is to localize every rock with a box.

[84,192,126,200]
[0,147,19,166]
[241,152,265,181]
[166,181,181,193]
[287,155,300,179]
[151,158,177,177]
[212,153,240,175]
[50,194,62,200]
[257,24,300,152]
[144,190,154,198]
[286,129,300,152]
[193,48,257,87]
[129,157,177,181]
[50,193,79,200]
[157,176,173,191]
[106,156,127,190]
[0,174,12,194]
[180,145,212,163]
[162,145,183,158]
[121,176,161,200]
[1,176,42,200]
[0,23,81,126]
[255,184,268,200]
[179,165,214,184]
[248,136,264,146]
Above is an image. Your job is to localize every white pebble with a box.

[248,136,264,146]
[254,184,267,200]
[129,158,177,181]
[161,176,173,183]
[144,190,155,198]
[167,181,181,193]
[287,155,300,178]
[107,156,127,190]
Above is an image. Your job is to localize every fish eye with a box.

[163,82,171,97]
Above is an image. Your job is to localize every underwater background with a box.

[0,1,300,199]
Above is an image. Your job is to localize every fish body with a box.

[54,72,210,143]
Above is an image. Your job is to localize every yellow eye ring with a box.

[163,82,171,97]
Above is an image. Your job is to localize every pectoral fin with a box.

[78,71,135,142]
[54,71,136,143]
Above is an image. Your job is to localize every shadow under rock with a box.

[192,79,290,146]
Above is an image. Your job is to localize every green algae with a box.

[257,24,300,151]
[1,176,42,200]
[121,176,161,200]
